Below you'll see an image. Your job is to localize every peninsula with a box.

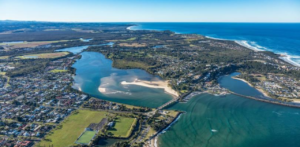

[0,21,300,147]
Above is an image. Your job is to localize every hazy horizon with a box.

[1,20,300,23]
[1,0,300,23]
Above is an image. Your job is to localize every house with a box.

[107,121,114,128]
[14,141,32,147]
[87,118,108,131]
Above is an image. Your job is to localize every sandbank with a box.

[121,79,179,97]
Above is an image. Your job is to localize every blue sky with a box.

[0,0,299,22]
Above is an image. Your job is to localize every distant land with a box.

[1,21,300,147]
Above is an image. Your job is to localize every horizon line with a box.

[1,20,300,23]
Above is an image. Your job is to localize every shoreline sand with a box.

[121,79,179,97]
[232,77,269,97]
[145,113,182,147]
[127,24,300,67]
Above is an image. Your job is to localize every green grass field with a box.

[76,131,97,144]
[0,56,9,59]
[38,110,106,147]
[0,40,69,49]
[113,59,150,70]
[50,69,68,73]
[107,117,137,138]
[16,52,69,59]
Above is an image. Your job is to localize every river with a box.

[57,40,300,147]
[71,51,173,108]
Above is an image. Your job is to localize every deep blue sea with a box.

[131,23,300,66]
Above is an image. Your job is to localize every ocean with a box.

[131,23,300,66]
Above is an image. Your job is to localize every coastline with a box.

[128,25,300,68]
[279,56,300,67]
[145,113,182,147]
[121,79,179,97]
[232,76,269,97]
[119,24,300,146]
[234,41,300,67]
[234,40,263,52]
[230,76,300,108]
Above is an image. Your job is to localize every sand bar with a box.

[121,79,179,97]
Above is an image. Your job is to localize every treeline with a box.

[239,61,300,79]
[148,112,169,132]
[6,59,49,77]
[238,74,260,83]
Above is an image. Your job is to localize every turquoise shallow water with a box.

[58,41,300,147]
[71,51,172,108]
[159,73,300,147]
[218,72,265,98]
[159,93,300,147]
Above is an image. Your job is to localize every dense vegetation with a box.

[239,61,300,79]
[6,59,49,77]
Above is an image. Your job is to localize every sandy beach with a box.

[256,88,270,97]
[98,87,106,93]
[279,56,300,67]
[121,79,179,97]
[232,77,269,97]
[235,40,262,52]
[291,99,300,103]
[144,137,157,147]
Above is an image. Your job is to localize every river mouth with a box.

[158,93,300,147]
[70,51,300,147]
[55,40,300,147]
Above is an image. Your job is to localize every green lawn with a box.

[50,69,68,73]
[167,110,179,117]
[113,59,150,70]
[107,117,137,138]
[76,131,97,144]
[0,56,9,59]
[16,52,69,59]
[37,110,106,147]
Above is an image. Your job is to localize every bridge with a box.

[157,91,192,110]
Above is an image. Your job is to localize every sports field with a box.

[38,109,106,147]
[0,56,9,59]
[107,117,137,138]
[0,40,69,49]
[50,69,68,73]
[16,52,69,59]
[76,131,97,145]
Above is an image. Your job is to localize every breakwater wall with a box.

[229,91,300,109]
